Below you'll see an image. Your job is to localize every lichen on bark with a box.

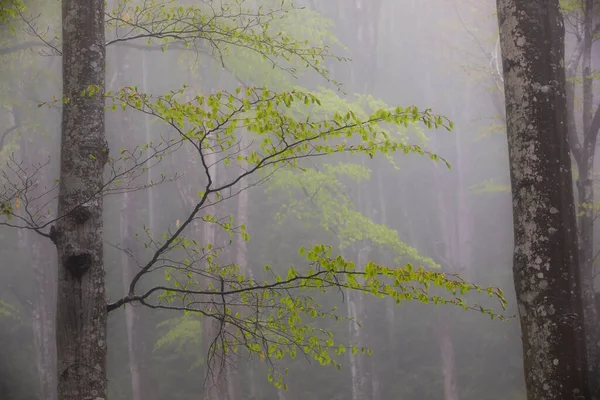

[497,0,589,399]
[55,0,109,399]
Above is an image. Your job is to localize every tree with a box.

[562,0,600,392]
[1,1,509,398]
[53,0,109,398]
[496,0,589,398]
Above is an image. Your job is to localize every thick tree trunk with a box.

[55,0,108,398]
[496,1,589,398]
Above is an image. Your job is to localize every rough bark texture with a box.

[496,1,589,398]
[55,0,109,398]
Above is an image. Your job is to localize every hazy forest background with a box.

[0,0,592,400]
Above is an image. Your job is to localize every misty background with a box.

[0,0,552,399]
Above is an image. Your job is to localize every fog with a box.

[0,1,526,399]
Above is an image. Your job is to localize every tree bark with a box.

[496,1,589,398]
[55,0,109,398]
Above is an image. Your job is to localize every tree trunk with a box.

[202,145,224,400]
[574,1,600,395]
[141,51,155,234]
[55,0,109,398]
[436,313,458,400]
[496,1,589,398]
[13,104,58,400]
[108,39,154,400]
[32,236,57,400]
[120,190,151,400]
[343,244,372,400]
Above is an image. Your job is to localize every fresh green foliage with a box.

[157,241,507,386]
[100,82,506,385]
[468,179,510,194]
[106,0,345,86]
[0,299,18,319]
[0,0,23,26]
[268,164,436,266]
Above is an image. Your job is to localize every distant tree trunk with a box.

[496,1,589,398]
[12,103,58,400]
[55,0,108,397]
[431,158,460,400]
[107,40,154,400]
[141,51,155,234]
[427,72,477,400]
[120,191,144,400]
[436,313,458,400]
[343,243,372,400]
[565,1,600,394]
[226,135,253,400]
[32,235,57,400]
[202,144,225,400]
[31,156,57,400]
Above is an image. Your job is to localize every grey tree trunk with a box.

[108,40,154,400]
[496,1,589,398]
[55,0,109,398]
[566,1,600,394]
[32,235,57,400]
[342,243,372,400]
[120,191,150,400]
[12,103,58,400]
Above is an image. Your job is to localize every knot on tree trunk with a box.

[64,252,92,278]
[73,205,92,224]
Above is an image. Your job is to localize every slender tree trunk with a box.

[226,135,252,400]
[31,161,58,400]
[141,52,155,234]
[343,243,372,400]
[107,39,154,400]
[202,144,225,400]
[436,313,458,400]
[120,192,138,399]
[432,184,460,400]
[496,1,589,398]
[13,104,58,400]
[576,2,600,395]
[55,0,108,398]
[32,238,57,400]
[120,190,151,400]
